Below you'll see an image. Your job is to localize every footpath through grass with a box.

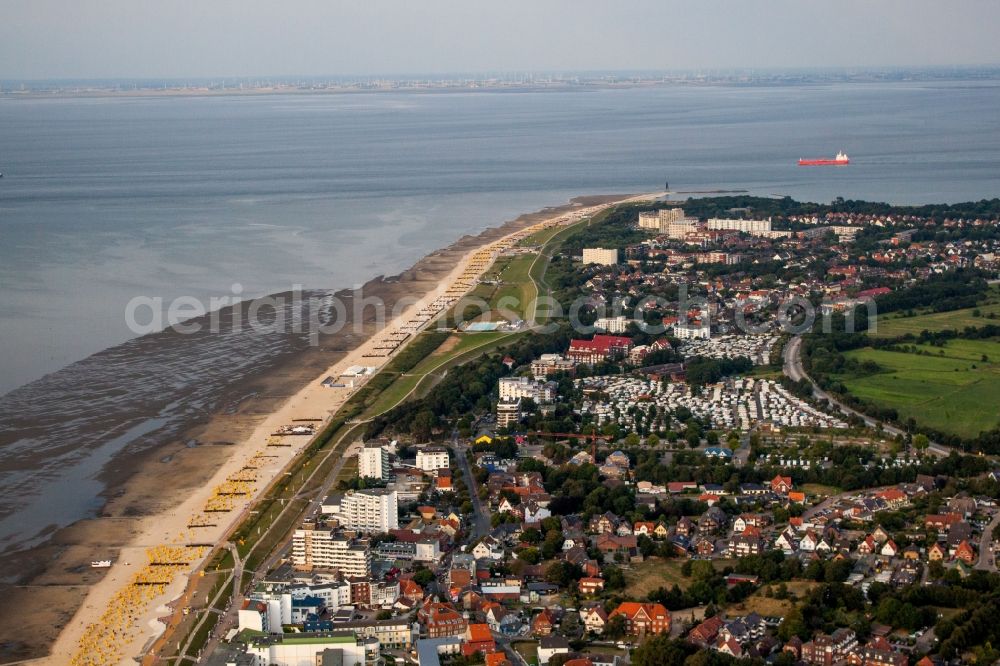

[492,253,538,319]
[839,338,1000,438]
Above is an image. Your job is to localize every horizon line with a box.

[4,63,1000,85]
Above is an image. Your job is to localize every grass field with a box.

[870,288,1000,338]
[838,338,1000,438]
[801,483,840,497]
[519,223,569,247]
[492,253,538,319]
[513,640,540,666]
[624,558,691,597]
[728,581,819,617]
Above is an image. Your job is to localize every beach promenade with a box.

[51,192,660,666]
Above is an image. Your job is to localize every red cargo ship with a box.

[798,151,849,166]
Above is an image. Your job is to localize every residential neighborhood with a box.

[217,199,1000,665]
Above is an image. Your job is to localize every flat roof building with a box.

[581,247,619,266]
[323,489,399,534]
[291,522,372,577]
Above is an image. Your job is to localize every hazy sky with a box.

[2,0,999,80]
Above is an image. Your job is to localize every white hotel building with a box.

[706,218,772,235]
[415,447,450,472]
[498,376,556,403]
[594,316,631,334]
[638,208,700,239]
[672,322,712,340]
[581,247,619,266]
[323,488,399,533]
[291,523,372,576]
[358,442,390,481]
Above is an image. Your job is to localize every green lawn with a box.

[870,288,1000,338]
[491,253,538,319]
[519,224,567,247]
[358,331,523,418]
[838,338,1000,438]
[801,483,841,497]
[512,641,539,666]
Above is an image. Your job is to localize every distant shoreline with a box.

[3,67,1000,100]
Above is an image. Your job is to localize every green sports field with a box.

[838,338,1000,438]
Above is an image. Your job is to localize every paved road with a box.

[975,510,1000,571]
[782,336,949,458]
[453,438,490,539]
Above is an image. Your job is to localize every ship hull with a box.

[798,158,849,166]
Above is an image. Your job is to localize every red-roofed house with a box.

[876,488,907,508]
[771,475,793,494]
[925,513,963,531]
[532,609,556,636]
[954,540,976,565]
[485,653,512,666]
[578,577,605,595]
[436,471,454,492]
[688,616,725,646]
[462,623,497,657]
[419,601,467,638]
[399,578,423,603]
[609,602,671,637]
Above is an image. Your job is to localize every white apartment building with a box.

[706,218,772,234]
[659,207,687,222]
[323,488,399,533]
[291,524,372,577]
[672,322,711,340]
[358,443,389,481]
[593,316,631,334]
[415,447,450,472]
[638,211,661,230]
[581,247,619,266]
[665,218,699,239]
[638,208,700,238]
[496,397,522,428]
[291,581,352,612]
[415,536,442,563]
[498,376,556,403]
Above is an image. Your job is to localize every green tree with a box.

[412,569,435,587]
[631,634,688,666]
[603,614,627,640]
[412,410,437,442]
[778,606,808,641]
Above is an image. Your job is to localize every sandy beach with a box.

[2,192,655,665]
